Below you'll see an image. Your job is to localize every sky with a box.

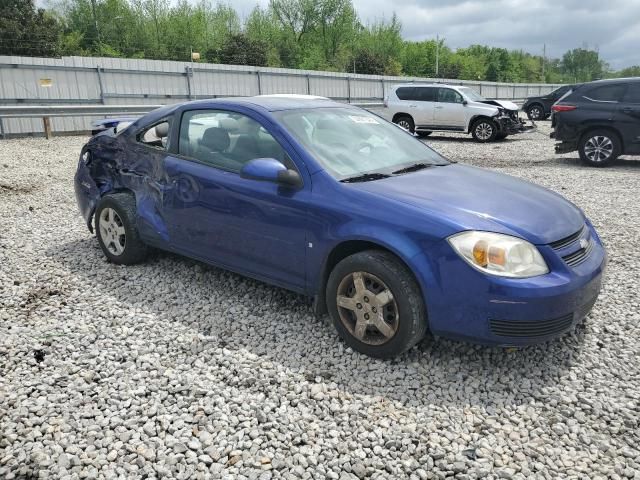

[226,0,640,69]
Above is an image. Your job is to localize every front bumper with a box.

[497,115,536,135]
[412,222,606,347]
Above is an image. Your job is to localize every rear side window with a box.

[550,86,570,99]
[395,87,415,101]
[624,83,640,104]
[584,84,627,102]
[414,87,436,102]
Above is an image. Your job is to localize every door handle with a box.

[622,107,635,114]
[435,106,444,109]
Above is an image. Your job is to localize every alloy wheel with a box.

[99,207,126,256]
[397,119,411,131]
[584,136,614,162]
[475,122,493,141]
[529,106,543,120]
[336,271,399,345]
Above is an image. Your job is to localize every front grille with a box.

[549,227,584,250]
[562,240,594,267]
[490,314,574,338]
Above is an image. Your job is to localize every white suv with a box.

[383,84,533,142]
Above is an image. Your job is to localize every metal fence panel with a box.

[0,55,563,136]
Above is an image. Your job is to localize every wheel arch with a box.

[392,112,413,124]
[579,125,625,151]
[313,238,430,322]
[89,187,137,233]
[467,114,496,133]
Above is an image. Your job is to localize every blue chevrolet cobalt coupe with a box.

[74,97,606,358]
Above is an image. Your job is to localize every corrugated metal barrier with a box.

[0,55,562,137]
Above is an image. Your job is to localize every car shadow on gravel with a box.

[46,237,592,409]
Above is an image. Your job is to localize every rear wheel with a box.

[471,118,498,143]
[394,115,415,134]
[527,104,545,121]
[326,250,427,358]
[578,129,621,167]
[95,193,149,265]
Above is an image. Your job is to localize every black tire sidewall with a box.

[471,118,498,142]
[578,130,621,167]
[326,250,426,359]
[395,115,415,133]
[95,194,147,265]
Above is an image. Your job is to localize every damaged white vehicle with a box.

[383,83,535,142]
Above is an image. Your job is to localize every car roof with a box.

[393,83,443,88]
[179,96,346,112]
[587,77,640,85]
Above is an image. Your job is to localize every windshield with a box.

[458,87,486,102]
[273,107,449,179]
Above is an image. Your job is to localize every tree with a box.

[561,48,607,82]
[0,0,62,56]
[211,34,268,67]
[352,49,385,75]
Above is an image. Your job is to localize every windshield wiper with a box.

[391,163,434,175]
[340,172,391,183]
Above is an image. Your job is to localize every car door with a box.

[617,82,640,154]
[434,88,466,128]
[124,117,175,246]
[412,87,437,127]
[160,107,310,292]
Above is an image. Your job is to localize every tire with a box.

[417,131,432,138]
[578,129,621,167]
[326,250,427,359]
[95,192,149,265]
[527,104,545,121]
[394,115,415,134]
[471,118,498,143]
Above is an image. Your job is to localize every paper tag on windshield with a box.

[349,115,378,124]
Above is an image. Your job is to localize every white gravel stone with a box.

[0,124,639,479]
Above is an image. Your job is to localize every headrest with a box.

[155,122,169,138]
[200,127,230,152]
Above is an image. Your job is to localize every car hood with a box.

[353,164,584,244]
[477,99,520,112]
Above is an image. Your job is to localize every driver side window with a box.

[438,88,463,104]
[178,110,291,173]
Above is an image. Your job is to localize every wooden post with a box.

[42,117,52,139]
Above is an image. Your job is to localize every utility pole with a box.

[542,43,546,81]
[435,34,440,77]
[90,0,101,45]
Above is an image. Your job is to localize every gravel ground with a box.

[1,122,639,480]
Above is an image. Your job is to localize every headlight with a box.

[448,231,549,278]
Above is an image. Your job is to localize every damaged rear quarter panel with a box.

[74,131,170,243]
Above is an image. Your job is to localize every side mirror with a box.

[462,100,468,106]
[240,158,302,189]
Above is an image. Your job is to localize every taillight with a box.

[552,104,577,112]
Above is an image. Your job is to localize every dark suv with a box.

[522,85,576,120]
[551,78,640,166]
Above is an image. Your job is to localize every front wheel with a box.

[326,250,427,358]
[95,193,149,265]
[471,118,498,143]
[578,130,621,167]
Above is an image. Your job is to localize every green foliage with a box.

[2,0,635,83]
[0,0,62,56]
[209,34,268,67]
